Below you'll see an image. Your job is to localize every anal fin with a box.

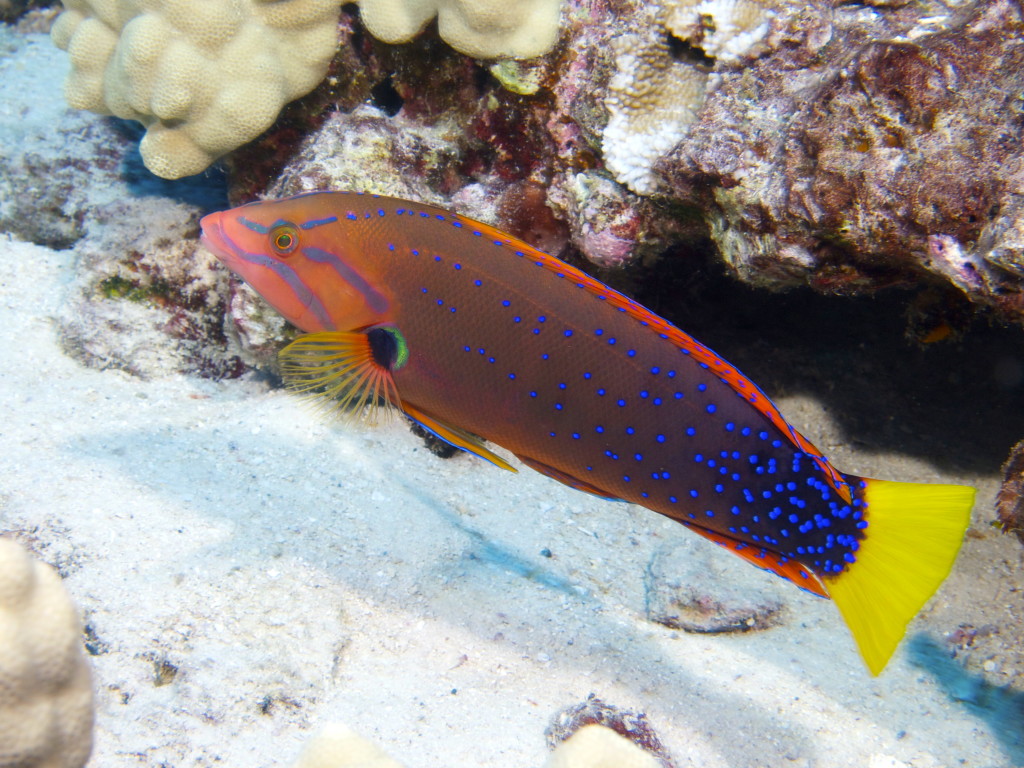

[678,521,829,598]
[402,403,516,473]
[515,455,624,501]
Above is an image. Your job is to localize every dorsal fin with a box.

[441,210,851,504]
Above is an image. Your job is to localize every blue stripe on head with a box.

[239,216,271,234]
[300,216,338,230]
[232,250,333,329]
[302,246,389,314]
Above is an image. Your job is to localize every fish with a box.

[200,191,975,675]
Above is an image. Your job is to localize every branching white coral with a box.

[604,29,708,195]
[602,0,775,195]
[665,0,774,65]
[51,0,342,179]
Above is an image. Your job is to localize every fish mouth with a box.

[199,212,240,272]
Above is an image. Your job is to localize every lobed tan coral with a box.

[0,538,93,768]
[356,0,563,59]
[546,724,662,768]
[50,0,342,179]
[291,723,405,768]
[288,722,662,767]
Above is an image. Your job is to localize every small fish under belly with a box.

[200,191,975,675]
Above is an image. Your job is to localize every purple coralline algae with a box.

[658,0,1024,318]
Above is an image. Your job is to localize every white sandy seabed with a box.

[1,26,1023,768]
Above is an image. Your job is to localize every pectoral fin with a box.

[279,329,403,423]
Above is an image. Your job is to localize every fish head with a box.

[200,195,390,333]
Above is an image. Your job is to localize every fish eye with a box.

[270,223,299,256]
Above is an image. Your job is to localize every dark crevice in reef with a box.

[625,244,1024,476]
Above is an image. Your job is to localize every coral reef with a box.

[210,0,1024,336]
[57,196,245,379]
[0,538,93,768]
[35,0,1024,337]
[603,0,775,195]
[51,0,343,179]
[655,0,1024,316]
[356,0,564,59]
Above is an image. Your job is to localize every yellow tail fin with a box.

[825,478,974,675]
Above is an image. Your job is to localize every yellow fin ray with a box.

[826,478,974,675]
[279,331,400,424]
